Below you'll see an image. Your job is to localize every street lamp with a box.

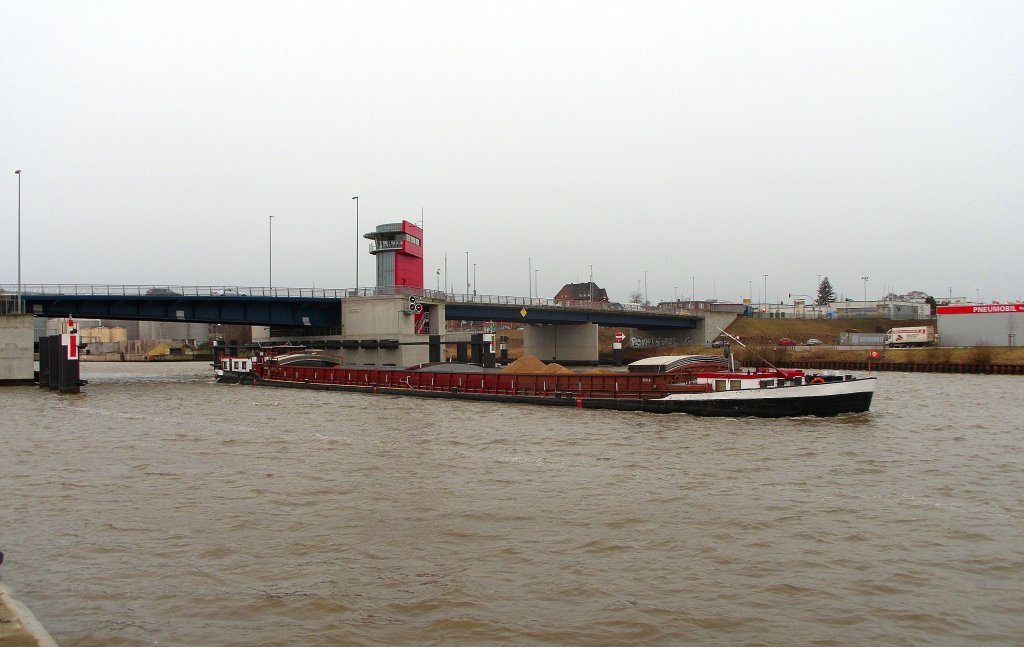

[465,251,469,296]
[691,276,695,303]
[763,274,768,316]
[351,196,359,292]
[528,257,532,299]
[14,170,21,314]
[268,215,273,288]
[535,268,538,299]
[861,276,869,304]
[436,269,440,292]
[473,263,477,296]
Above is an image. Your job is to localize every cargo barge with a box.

[217,348,875,418]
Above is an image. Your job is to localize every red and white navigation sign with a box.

[614,332,627,342]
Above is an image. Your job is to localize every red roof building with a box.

[554,281,609,303]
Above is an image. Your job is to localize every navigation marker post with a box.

[613,331,626,364]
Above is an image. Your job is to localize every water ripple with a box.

[0,366,1021,645]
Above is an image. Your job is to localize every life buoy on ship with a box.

[810,377,826,385]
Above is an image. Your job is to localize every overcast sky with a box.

[2,1,1022,304]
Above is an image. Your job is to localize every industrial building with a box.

[937,304,1022,346]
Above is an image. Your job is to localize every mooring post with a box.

[47,336,60,390]
[470,333,482,365]
[481,333,495,369]
[59,330,81,394]
[428,335,441,363]
[37,336,50,388]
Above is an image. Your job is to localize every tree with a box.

[628,290,645,304]
[816,277,836,306]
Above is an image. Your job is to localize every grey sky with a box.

[3,1,1022,304]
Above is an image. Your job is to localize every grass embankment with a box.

[721,318,1024,366]
[493,318,1024,367]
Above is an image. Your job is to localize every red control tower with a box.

[364,220,424,290]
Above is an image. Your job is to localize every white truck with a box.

[884,326,937,348]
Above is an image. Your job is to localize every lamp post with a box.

[763,274,768,316]
[674,286,678,302]
[14,170,21,314]
[861,276,869,304]
[535,269,538,300]
[268,215,273,288]
[436,269,440,292]
[528,257,532,299]
[473,263,476,296]
[465,251,469,297]
[351,197,359,292]
[691,276,695,303]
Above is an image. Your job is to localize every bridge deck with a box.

[5,284,718,330]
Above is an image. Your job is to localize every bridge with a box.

[4,284,706,331]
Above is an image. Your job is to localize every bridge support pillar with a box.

[0,314,34,385]
[693,312,739,345]
[523,323,598,363]
[338,295,444,367]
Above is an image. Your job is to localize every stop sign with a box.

[614,332,627,342]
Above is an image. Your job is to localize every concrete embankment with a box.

[0,584,58,647]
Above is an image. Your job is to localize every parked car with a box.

[777,337,797,346]
[806,338,823,346]
[145,287,181,296]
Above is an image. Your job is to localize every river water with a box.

[0,363,1021,646]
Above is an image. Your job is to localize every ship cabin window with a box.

[714,379,726,392]
[730,380,742,391]
[777,379,786,387]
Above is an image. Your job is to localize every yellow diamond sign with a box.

[520,307,528,317]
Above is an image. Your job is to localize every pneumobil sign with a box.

[937,304,1024,315]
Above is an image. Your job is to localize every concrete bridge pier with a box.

[339,295,444,366]
[523,323,599,363]
[0,314,35,386]
[694,311,740,345]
